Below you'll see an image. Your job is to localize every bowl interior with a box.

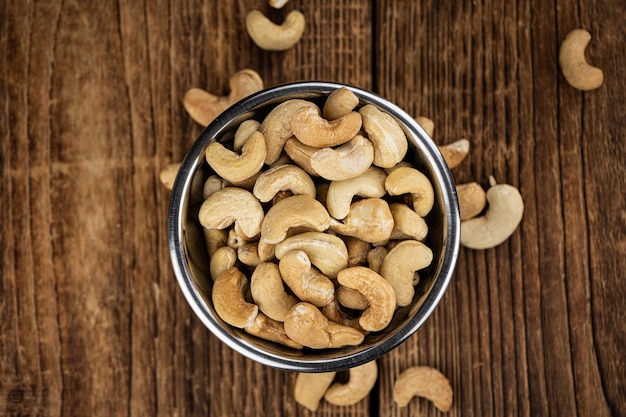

[168,82,460,372]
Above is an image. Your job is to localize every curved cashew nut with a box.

[326,166,387,219]
[310,135,374,181]
[233,119,261,152]
[210,246,237,281]
[183,69,264,126]
[203,174,229,200]
[203,228,228,257]
[324,360,378,406]
[199,187,264,239]
[260,99,319,164]
[250,262,298,322]
[244,312,303,349]
[389,202,428,241]
[260,195,330,244]
[245,10,305,51]
[359,104,408,168]
[559,29,604,91]
[337,267,396,331]
[336,286,369,310]
[279,250,335,307]
[290,106,362,148]
[460,181,524,249]
[212,267,259,328]
[284,302,364,349]
[159,162,181,190]
[345,236,371,267]
[237,242,262,267]
[438,139,469,169]
[366,246,388,274]
[329,198,394,243]
[283,137,320,176]
[385,166,435,217]
[205,131,267,183]
[415,116,435,137]
[323,87,360,120]
[380,240,433,307]
[456,182,487,220]
[393,366,453,412]
[253,164,316,202]
[294,371,337,411]
[275,231,348,278]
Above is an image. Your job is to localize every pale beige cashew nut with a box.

[456,182,487,220]
[380,240,433,307]
[279,250,335,307]
[246,10,305,52]
[366,247,388,274]
[345,236,371,267]
[385,166,435,217]
[260,99,319,164]
[183,69,264,126]
[244,312,303,349]
[205,130,267,183]
[237,243,262,267]
[415,116,434,137]
[268,152,293,169]
[210,246,237,281]
[559,29,604,91]
[389,202,428,241]
[203,228,228,257]
[228,170,262,192]
[203,174,229,200]
[393,366,453,412]
[269,0,290,8]
[337,267,396,332]
[323,87,360,120]
[359,104,408,168]
[326,166,387,219]
[198,187,264,239]
[438,139,470,169]
[294,371,337,411]
[158,162,180,190]
[329,198,394,243]
[336,286,369,310]
[253,164,316,203]
[310,135,374,181]
[227,227,251,249]
[257,239,276,262]
[290,106,362,148]
[233,119,261,152]
[460,179,524,249]
[283,137,320,176]
[275,231,348,278]
[315,182,330,207]
[324,360,378,406]
[212,267,259,328]
[260,195,330,245]
[250,262,298,322]
[284,302,364,349]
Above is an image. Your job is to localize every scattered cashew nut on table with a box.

[393,366,453,412]
[324,360,378,406]
[245,10,306,51]
[559,28,604,91]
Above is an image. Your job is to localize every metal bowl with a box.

[168,81,460,372]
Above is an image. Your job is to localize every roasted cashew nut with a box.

[279,250,335,307]
[345,236,371,267]
[389,202,428,241]
[329,198,394,243]
[233,119,261,153]
[310,135,374,181]
[326,166,387,219]
[559,29,604,91]
[380,240,433,307]
[415,116,435,137]
[393,366,453,412]
[205,131,267,183]
[337,267,396,331]
[290,106,362,148]
[336,286,369,310]
[260,195,330,244]
[250,262,298,321]
[158,162,181,190]
[252,164,316,203]
[275,231,348,278]
[323,87,360,120]
[456,182,487,220]
[438,139,470,169]
[244,312,303,349]
[212,267,258,328]
[324,360,378,406]
[385,166,435,217]
[294,371,337,411]
[237,242,262,267]
[460,180,524,249]
[359,104,408,168]
[245,10,306,51]
[283,137,320,176]
[366,246,388,274]
[203,228,228,257]
[203,174,229,200]
[209,246,237,281]
[198,187,264,239]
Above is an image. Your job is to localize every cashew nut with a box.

[203,174,229,200]
[310,135,374,181]
[245,10,305,51]
[269,0,290,8]
[237,242,262,267]
[415,116,434,137]
[329,198,394,243]
[183,69,264,126]
[380,240,433,307]
[366,246,388,274]
[385,166,435,217]
[233,119,261,152]
[345,236,371,267]
[284,302,364,349]
[199,187,264,239]
[203,228,228,257]
[260,195,330,244]
[158,162,180,190]
[250,262,298,322]
[283,137,320,176]
[210,246,237,281]
[275,231,348,278]
[212,267,259,328]
[460,180,524,249]
[260,99,319,164]
[456,182,487,220]
[294,371,337,411]
[326,166,387,219]
[336,286,369,310]
[438,139,469,169]
[227,227,250,249]
[393,366,453,412]
[291,106,362,148]
[389,202,428,241]
[324,360,378,406]
[252,164,316,202]
[279,250,335,307]
[244,312,303,349]
[205,130,267,183]
[323,87,360,120]
[559,29,604,91]
[359,104,408,168]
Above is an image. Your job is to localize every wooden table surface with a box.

[2,1,625,416]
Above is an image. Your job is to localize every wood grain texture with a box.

[1,0,624,416]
